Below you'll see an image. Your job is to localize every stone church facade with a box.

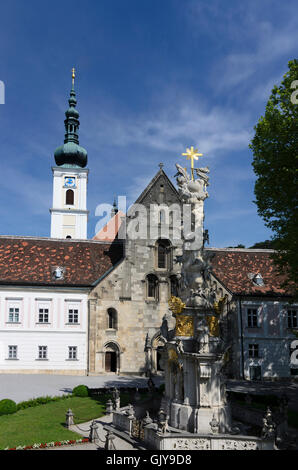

[88,167,184,375]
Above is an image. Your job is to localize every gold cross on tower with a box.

[72,67,76,87]
[182,146,203,181]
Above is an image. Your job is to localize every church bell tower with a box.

[50,69,89,239]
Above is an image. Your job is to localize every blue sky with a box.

[0,0,297,246]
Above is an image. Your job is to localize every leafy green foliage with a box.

[250,59,298,294]
[16,395,70,411]
[72,385,89,397]
[0,399,17,416]
[227,244,246,248]
[249,240,277,249]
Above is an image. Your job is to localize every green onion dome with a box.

[54,84,87,168]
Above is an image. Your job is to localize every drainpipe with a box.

[87,299,90,376]
[238,296,245,380]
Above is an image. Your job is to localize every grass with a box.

[0,390,147,449]
[0,395,108,449]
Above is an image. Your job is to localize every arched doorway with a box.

[104,342,120,373]
[151,333,166,374]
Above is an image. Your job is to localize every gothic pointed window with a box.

[170,275,179,297]
[147,274,158,300]
[156,239,171,270]
[66,189,74,205]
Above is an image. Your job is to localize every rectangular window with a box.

[288,310,297,328]
[68,346,77,360]
[38,346,47,360]
[247,308,258,328]
[8,345,17,359]
[38,308,49,323]
[8,307,19,323]
[68,308,79,324]
[249,365,262,380]
[248,344,259,358]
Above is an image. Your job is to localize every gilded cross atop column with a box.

[182,146,203,181]
[72,67,76,88]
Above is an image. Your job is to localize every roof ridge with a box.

[206,247,276,253]
[0,235,120,245]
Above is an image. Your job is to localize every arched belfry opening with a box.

[66,189,74,205]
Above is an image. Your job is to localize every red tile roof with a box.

[209,248,290,296]
[93,211,125,242]
[0,237,123,287]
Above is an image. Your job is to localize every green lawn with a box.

[0,396,107,449]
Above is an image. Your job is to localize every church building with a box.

[0,73,296,379]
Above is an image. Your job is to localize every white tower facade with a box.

[50,167,89,239]
[50,70,89,240]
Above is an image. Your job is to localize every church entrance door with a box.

[105,351,117,372]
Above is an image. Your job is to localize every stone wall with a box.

[88,169,184,376]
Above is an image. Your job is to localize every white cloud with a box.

[84,98,252,160]
[214,21,297,91]
[186,1,298,92]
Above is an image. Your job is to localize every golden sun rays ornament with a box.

[175,315,194,337]
[168,296,186,315]
[182,146,203,181]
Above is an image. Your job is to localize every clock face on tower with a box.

[64,177,76,188]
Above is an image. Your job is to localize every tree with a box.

[249,240,277,249]
[227,244,246,248]
[250,59,298,293]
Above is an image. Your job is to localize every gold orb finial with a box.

[72,67,76,87]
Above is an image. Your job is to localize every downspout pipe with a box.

[238,296,245,380]
[87,298,90,376]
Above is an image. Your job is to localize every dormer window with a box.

[248,272,265,287]
[53,267,64,280]
[253,273,264,286]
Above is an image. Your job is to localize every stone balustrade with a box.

[112,407,132,433]
[143,425,275,450]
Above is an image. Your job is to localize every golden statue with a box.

[168,296,186,315]
[207,315,220,337]
[214,295,227,315]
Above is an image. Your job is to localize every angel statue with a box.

[175,164,209,203]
